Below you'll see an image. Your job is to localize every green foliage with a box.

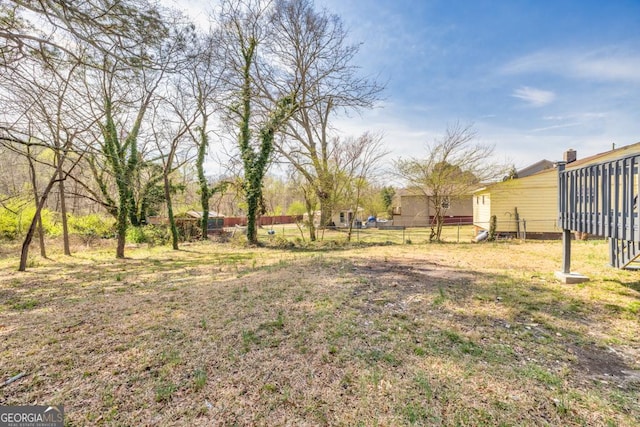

[286,201,307,216]
[126,226,147,244]
[125,225,170,246]
[68,214,114,245]
[145,225,171,246]
[0,197,60,239]
[381,186,395,215]
[489,215,497,241]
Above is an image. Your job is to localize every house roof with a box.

[564,141,640,169]
[475,141,640,195]
[517,159,554,178]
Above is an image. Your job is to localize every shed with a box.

[174,211,225,239]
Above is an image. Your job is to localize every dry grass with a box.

[0,234,639,426]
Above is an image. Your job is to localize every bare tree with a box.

[335,132,388,241]
[394,122,510,241]
[263,0,384,240]
[0,0,183,262]
[0,4,97,264]
[0,127,83,271]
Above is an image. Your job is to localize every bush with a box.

[126,226,147,244]
[267,235,294,249]
[144,225,170,246]
[0,197,61,240]
[68,214,114,246]
[126,225,170,246]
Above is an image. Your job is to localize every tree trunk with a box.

[318,192,333,241]
[27,149,46,258]
[197,126,210,240]
[58,159,71,255]
[302,191,316,241]
[115,189,129,258]
[246,191,259,245]
[430,202,442,242]
[19,175,59,271]
[164,173,179,250]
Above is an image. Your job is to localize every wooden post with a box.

[562,228,571,274]
[556,160,588,283]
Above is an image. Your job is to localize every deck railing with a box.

[558,153,640,269]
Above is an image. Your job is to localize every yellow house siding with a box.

[473,142,640,235]
[474,170,559,233]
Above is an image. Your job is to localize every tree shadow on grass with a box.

[348,256,639,386]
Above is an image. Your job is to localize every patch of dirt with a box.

[352,256,640,391]
[568,343,640,389]
[352,257,475,295]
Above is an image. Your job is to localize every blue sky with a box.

[170,0,640,169]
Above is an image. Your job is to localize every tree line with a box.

[0,0,387,270]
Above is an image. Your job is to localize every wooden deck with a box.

[558,154,640,269]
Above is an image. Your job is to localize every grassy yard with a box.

[0,234,639,425]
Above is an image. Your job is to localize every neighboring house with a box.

[392,188,473,227]
[473,143,640,238]
[516,159,555,178]
[331,207,365,228]
[301,208,365,228]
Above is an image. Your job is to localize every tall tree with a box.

[264,0,383,240]
[171,30,226,240]
[217,0,297,244]
[83,4,190,258]
[1,0,182,260]
[0,3,95,263]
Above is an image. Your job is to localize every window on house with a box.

[441,197,450,209]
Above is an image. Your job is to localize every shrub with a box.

[68,214,114,246]
[267,235,294,249]
[144,224,170,246]
[0,197,61,239]
[126,225,170,246]
[126,226,147,244]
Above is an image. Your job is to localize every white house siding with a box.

[473,192,491,229]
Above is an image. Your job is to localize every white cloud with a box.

[530,122,580,132]
[502,47,640,83]
[511,86,556,107]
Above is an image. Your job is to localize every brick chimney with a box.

[563,149,577,163]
